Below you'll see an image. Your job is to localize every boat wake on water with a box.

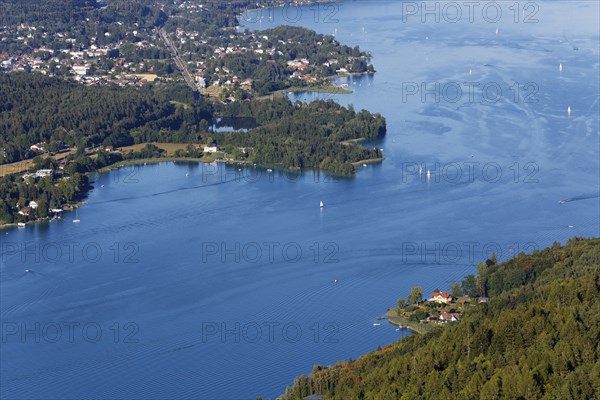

[559,192,600,204]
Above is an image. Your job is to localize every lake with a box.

[2,1,599,398]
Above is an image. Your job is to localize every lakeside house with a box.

[430,291,453,304]
[439,312,461,322]
[29,201,38,209]
[18,207,31,216]
[203,146,219,153]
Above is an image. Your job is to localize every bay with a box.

[2,1,599,398]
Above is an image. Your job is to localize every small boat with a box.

[567,106,572,117]
[334,279,337,283]
[17,222,26,228]
[372,323,381,327]
[72,208,80,223]
[559,63,563,72]
[426,169,431,179]
[185,172,189,177]
[568,225,574,228]
[100,184,104,188]
[267,168,273,172]
[320,201,324,208]
[25,269,30,273]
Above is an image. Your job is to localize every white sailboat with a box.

[320,201,324,208]
[559,63,563,73]
[567,106,572,117]
[426,169,431,179]
[72,208,80,223]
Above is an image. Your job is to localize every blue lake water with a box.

[2,1,599,398]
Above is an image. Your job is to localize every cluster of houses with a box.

[169,28,358,94]
[0,22,163,87]
[427,291,489,322]
[17,199,63,217]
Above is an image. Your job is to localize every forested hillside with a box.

[282,238,600,400]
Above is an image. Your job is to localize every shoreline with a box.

[385,309,433,335]
[257,84,353,100]
[96,156,209,173]
[352,157,384,166]
[0,201,85,230]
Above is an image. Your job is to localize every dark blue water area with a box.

[2,1,599,398]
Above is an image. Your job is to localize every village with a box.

[386,287,489,334]
[0,19,371,99]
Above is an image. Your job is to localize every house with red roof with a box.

[430,291,453,304]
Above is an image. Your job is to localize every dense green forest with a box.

[214,99,384,173]
[281,237,600,400]
[0,73,210,163]
[0,73,384,173]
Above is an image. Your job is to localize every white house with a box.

[29,201,39,209]
[72,65,89,76]
[34,169,53,178]
[203,146,219,153]
[439,312,461,322]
